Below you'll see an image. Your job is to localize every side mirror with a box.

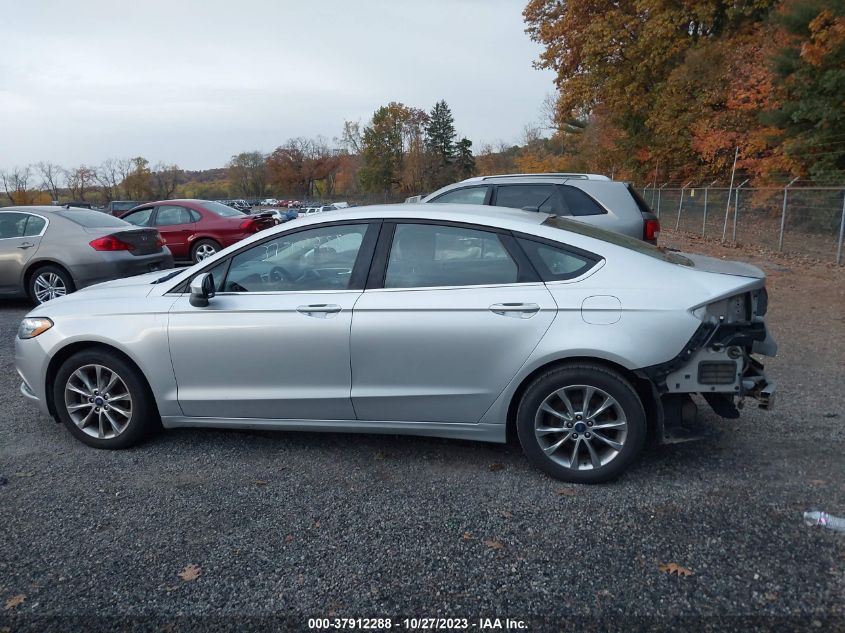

[189,272,216,307]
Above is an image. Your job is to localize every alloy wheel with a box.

[63,364,133,439]
[195,244,217,261]
[33,272,67,303]
[534,384,628,471]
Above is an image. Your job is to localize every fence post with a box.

[731,179,748,242]
[722,147,739,241]
[837,191,845,266]
[702,180,718,236]
[657,183,668,218]
[778,177,800,251]
[675,181,691,230]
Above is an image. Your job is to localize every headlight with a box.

[18,317,53,339]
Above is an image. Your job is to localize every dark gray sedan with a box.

[0,206,174,304]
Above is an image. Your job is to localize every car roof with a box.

[290,203,547,231]
[460,173,611,183]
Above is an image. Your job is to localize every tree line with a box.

[522,0,845,184]
[1,99,478,206]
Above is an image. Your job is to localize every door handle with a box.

[490,302,541,318]
[297,304,342,318]
[17,242,34,250]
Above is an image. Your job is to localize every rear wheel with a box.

[53,349,157,449]
[191,239,220,263]
[516,363,646,483]
[28,265,75,305]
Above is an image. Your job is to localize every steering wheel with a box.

[270,265,296,284]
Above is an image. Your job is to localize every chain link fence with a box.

[641,185,845,264]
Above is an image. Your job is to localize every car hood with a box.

[677,252,765,279]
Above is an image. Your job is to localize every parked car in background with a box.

[120,199,276,263]
[0,206,173,305]
[15,204,775,483]
[62,201,94,209]
[104,201,140,216]
[423,174,660,243]
[260,198,280,207]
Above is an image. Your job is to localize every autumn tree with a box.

[65,165,98,201]
[767,0,845,182]
[36,162,64,203]
[227,151,267,198]
[360,102,426,196]
[121,157,153,201]
[151,163,183,199]
[1,166,36,205]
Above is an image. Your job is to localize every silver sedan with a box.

[0,206,174,304]
[14,204,776,482]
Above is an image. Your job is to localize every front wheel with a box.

[516,363,646,483]
[53,349,158,449]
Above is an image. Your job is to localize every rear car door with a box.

[350,221,557,423]
[167,220,380,420]
[153,205,197,259]
[0,212,45,295]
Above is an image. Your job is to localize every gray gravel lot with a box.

[1,233,844,632]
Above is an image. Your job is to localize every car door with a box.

[153,205,196,259]
[167,220,380,420]
[350,221,557,424]
[0,212,46,295]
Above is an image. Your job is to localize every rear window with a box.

[542,215,693,267]
[199,201,244,217]
[57,209,130,228]
[627,185,654,215]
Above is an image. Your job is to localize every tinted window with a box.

[542,215,694,266]
[24,215,47,236]
[495,184,559,213]
[0,213,27,239]
[155,205,193,226]
[222,224,369,292]
[559,186,607,216]
[199,200,244,217]
[123,208,154,226]
[385,224,518,289]
[517,238,596,281]
[188,209,202,222]
[430,186,489,205]
[56,209,129,228]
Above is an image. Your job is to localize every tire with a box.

[28,265,75,305]
[191,239,220,263]
[52,349,158,450]
[516,363,647,483]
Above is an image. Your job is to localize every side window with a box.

[494,185,559,214]
[384,224,518,289]
[517,238,597,281]
[222,224,370,293]
[124,208,154,226]
[429,186,489,205]
[155,205,192,226]
[23,215,47,236]
[559,186,607,216]
[204,259,230,292]
[0,213,27,239]
[187,209,202,222]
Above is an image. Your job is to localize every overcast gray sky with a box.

[1,0,555,171]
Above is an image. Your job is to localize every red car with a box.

[121,199,276,263]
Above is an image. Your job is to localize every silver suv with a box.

[422,173,660,243]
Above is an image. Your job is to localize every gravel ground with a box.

[1,232,843,632]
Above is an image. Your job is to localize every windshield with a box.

[542,215,693,267]
[199,200,245,217]
[57,209,130,228]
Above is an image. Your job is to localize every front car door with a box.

[0,212,46,295]
[350,221,557,423]
[167,220,380,420]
